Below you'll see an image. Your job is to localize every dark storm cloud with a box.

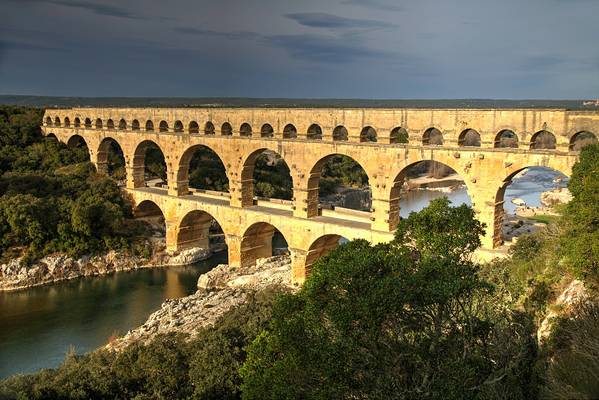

[265,34,388,63]
[174,27,260,41]
[23,0,141,19]
[285,12,394,29]
[340,0,404,12]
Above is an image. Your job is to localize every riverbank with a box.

[107,255,294,351]
[0,241,224,292]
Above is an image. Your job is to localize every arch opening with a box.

[240,123,252,137]
[261,123,274,138]
[54,117,61,126]
[159,120,169,133]
[309,154,371,216]
[240,222,288,267]
[133,140,167,187]
[118,118,127,130]
[306,234,348,274]
[204,121,215,135]
[179,145,229,193]
[307,124,322,140]
[97,138,126,181]
[74,117,81,128]
[174,120,183,133]
[221,122,232,136]
[458,129,481,147]
[423,127,443,146]
[243,149,293,201]
[494,166,569,247]
[283,124,297,139]
[188,121,200,134]
[530,130,556,150]
[106,119,115,130]
[495,130,518,148]
[569,131,597,151]
[145,120,154,131]
[333,125,348,141]
[66,135,90,162]
[132,119,140,130]
[390,127,408,144]
[95,118,103,129]
[45,116,52,126]
[360,126,377,142]
[176,210,227,255]
[84,118,92,128]
[64,117,70,127]
[133,200,166,240]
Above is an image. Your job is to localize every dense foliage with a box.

[0,106,147,262]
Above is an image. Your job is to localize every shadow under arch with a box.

[66,134,91,161]
[493,165,570,247]
[240,148,293,205]
[176,209,228,254]
[305,153,371,219]
[569,131,597,151]
[240,221,289,268]
[133,199,166,238]
[495,129,519,148]
[388,159,472,230]
[97,137,126,179]
[132,140,167,187]
[530,130,556,150]
[305,234,348,276]
[177,144,229,194]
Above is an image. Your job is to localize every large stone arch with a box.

[305,234,346,275]
[175,144,229,195]
[239,147,293,206]
[495,129,519,148]
[175,209,227,252]
[530,130,556,150]
[131,140,168,188]
[569,130,597,151]
[133,199,167,238]
[458,129,481,147]
[423,127,444,146]
[96,137,126,177]
[66,134,91,161]
[240,221,288,268]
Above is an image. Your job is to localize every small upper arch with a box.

[283,124,297,139]
[74,117,81,127]
[390,127,409,144]
[119,118,127,130]
[188,121,199,134]
[174,120,184,133]
[261,123,274,138]
[107,119,115,130]
[422,127,443,146]
[132,119,140,130]
[204,121,215,135]
[333,125,348,141]
[159,120,169,132]
[63,117,71,127]
[221,122,233,136]
[45,116,52,125]
[95,118,103,129]
[84,118,92,128]
[307,124,323,140]
[54,116,61,126]
[240,123,252,137]
[360,126,377,142]
[145,120,154,131]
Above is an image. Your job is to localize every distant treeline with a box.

[0,95,594,110]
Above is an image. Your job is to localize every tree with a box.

[241,198,534,400]
[561,144,599,283]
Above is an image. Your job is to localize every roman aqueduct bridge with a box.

[42,107,599,283]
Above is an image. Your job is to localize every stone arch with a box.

[333,125,348,141]
[95,118,103,129]
[240,148,293,204]
[360,126,377,142]
[132,140,167,187]
[97,137,126,178]
[66,134,90,161]
[159,120,169,132]
[387,159,471,230]
[132,119,140,130]
[240,221,288,267]
[63,117,70,127]
[177,144,229,194]
[145,120,154,131]
[118,118,127,130]
[74,117,81,127]
[204,121,215,135]
[307,124,323,140]
[221,122,233,136]
[84,118,92,128]
[283,124,297,139]
[305,153,371,219]
[390,127,408,144]
[176,209,227,252]
[107,119,115,130]
[569,131,597,151]
[45,132,58,141]
[530,130,556,150]
[240,123,252,137]
[423,127,443,145]
[261,123,274,138]
[494,129,518,148]
[305,234,347,275]
[188,121,200,134]
[54,116,61,126]
[45,116,52,125]
[458,129,481,147]
[133,200,166,238]
[174,120,183,133]
[493,165,570,247]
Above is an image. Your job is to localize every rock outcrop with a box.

[540,187,572,207]
[107,256,294,351]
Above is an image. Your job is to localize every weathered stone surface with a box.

[538,279,588,342]
[540,187,572,207]
[107,256,294,351]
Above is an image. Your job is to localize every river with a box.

[0,167,567,379]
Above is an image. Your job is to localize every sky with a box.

[1,0,598,99]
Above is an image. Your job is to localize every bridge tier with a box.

[42,107,598,283]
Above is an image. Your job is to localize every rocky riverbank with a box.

[107,255,294,351]
[0,243,222,292]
